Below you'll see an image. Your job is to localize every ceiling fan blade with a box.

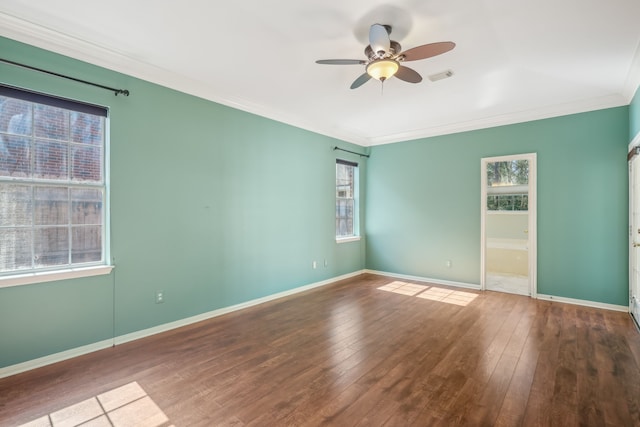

[395,66,423,83]
[369,24,390,55]
[316,59,366,65]
[400,41,456,62]
[350,73,372,89]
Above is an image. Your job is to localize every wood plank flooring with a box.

[1,273,640,426]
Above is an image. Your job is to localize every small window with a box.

[336,159,358,238]
[0,85,108,277]
[486,160,529,211]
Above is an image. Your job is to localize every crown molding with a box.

[0,12,367,146]
[365,93,628,146]
[623,38,640,103]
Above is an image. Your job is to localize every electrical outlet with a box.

[156,291,164,304]
[312,261,317,269]
[446,260,452,268]
[324,259,328,267]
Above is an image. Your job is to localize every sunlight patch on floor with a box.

[416,287,478,306]
[376,281,429,296]
[18,381,174,427]
[378,281,478,306]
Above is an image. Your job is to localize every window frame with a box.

[0,85,112,288]
[335,159,360,243]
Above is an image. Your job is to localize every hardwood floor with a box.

[1,273,640,426]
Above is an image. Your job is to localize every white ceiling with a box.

[1,1,639,146]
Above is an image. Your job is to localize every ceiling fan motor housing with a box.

[365,41,402,61]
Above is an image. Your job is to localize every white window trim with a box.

[0,85,110,283]
[486,211,529,215]
[336,236,361,244]
[335,159,360,240]
[0,265,113,288]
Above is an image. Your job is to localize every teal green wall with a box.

[0,37,366,368]
[631,87,640,140]
[0,34,634,370]
[366,108,629,306]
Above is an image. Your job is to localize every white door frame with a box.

[481,153,537,297]
[628,134,640,322]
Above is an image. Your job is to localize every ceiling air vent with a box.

[428,70,454,82]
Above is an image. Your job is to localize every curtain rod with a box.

[334,146,370,158]
[0,57,130,96]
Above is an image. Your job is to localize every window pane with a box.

[487,160,528,187]
[336,164,354,198]
[72,225,102,263]
[2,99,32,136]
[487,195,497,210]
[487,194,529,212]
[34,140,68,180]
[0,228,32,272]
[498,195,513,211]
[513,195,523,210]
[336,199,354,237]
[0,135,31,178]
[34,227,69,267]
[71,113,103,145]
[34,186,68,225]
[34,105,69,141]
[338,199,346,217]
[71,145,102,182]
[338,219,348,236]
[71,188,103,225]
[0,184,31,226]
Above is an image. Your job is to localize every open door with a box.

[481,153,537,296]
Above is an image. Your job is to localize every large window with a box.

[0,85,108,277]
[336,159,358,239]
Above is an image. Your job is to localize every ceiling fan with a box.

[316,24,455,89]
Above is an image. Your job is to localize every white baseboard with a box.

[115,270,365,345]
[365,269,481,290]
[536,294,629,312]
[366,269,630,312]
[0,270,365,379]
[0,339,114,380]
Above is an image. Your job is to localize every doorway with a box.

[481,153,537,296]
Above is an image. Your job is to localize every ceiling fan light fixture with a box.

[366,59,399,81]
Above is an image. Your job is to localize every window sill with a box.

[336,236,361,244]
[486,210,529,215]
[0,265,114,288]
